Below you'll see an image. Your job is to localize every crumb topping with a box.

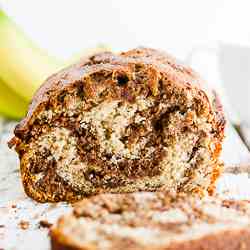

[53,193,250,249]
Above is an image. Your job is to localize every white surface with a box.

[222,124,250,165]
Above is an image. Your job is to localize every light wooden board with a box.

[0,121,249,250]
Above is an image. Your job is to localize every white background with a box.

[2,0,250,60]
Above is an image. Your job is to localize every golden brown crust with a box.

[10,48,226,202]
[51,229,85,250]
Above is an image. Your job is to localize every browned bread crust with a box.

[9,48,225,202]
[50,192,250,250]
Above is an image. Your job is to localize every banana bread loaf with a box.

[51,191,250,250]
[9,48,225,202]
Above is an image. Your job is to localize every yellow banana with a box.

[0,77,29,119]
[0,9,110,120]
[0,10,64,102]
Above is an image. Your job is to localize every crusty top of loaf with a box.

[12,47,224,142]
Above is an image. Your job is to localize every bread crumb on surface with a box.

[39,220,53,229]
[18,220,29,230]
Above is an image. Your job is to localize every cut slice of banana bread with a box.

[9,47,225,202]
[51,191,250,250]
